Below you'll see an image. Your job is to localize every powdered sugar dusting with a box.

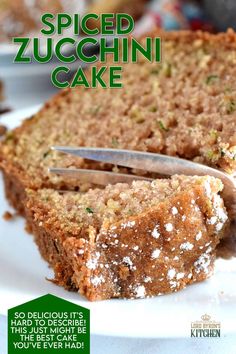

[171,207,178,215]
[86,252,100,270]
[196,231,202,241]
[91,275,105,286]
[123,256,133,267]
[134,285,146,298]
[167,268,176,279]
[204,179,212,199]
[151,249,161,259]
[165,223,173,232]
[144,276,152,283]
[180,242,194,251]
[170,280,178,288]
[194,253,211,274]
[121,220,136,229]
[213,195,228,222]
[152,225,160,239]
[207,216,217,225]
[216,222,224,231]
[176,272,185,280]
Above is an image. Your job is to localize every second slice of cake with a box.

[25,175,228,301]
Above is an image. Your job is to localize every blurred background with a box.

[0,0,236,115]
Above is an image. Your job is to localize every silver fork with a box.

[50,147,236,218]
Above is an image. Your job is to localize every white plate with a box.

[0,106,236,338]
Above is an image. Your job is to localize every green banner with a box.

[8,294,90,354]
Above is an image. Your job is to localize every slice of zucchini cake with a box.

[25,175,228,301]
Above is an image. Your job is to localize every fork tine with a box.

[51,146,235,190]
[52,146,176,173]
[49,168,152,186]
[51,147,236,218]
